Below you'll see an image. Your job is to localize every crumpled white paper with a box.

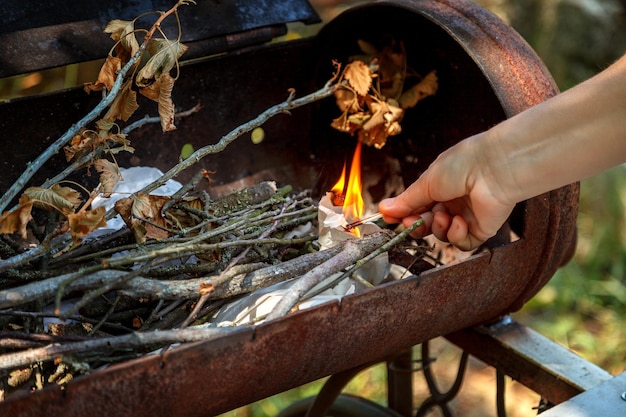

[90,166,182,233]
[213,192,390,326]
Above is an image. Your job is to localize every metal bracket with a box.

[445,316,613,405]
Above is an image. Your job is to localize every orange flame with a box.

[330,142,365,236]
[344,141,364,224]
[331,161,347,205]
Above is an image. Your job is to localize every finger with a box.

[447,215,485,251]
[379,177,433,218]
[402,212,433,239]
[431,210,452,242]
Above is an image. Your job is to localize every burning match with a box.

[343,212,384,231]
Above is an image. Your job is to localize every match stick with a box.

[343,212,384,231]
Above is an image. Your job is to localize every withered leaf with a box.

[107,133,135,155]
[353,38,407,100]
[68,207,107,243]
[201,169,216,184]
[96,119,116,136]
[103,79,139,122]
[139,72,177,131]
[356,39,379,58]
[25,185,82,217]
[85,56,122,93]
[114,194,171,243]
[199,282,215,296]
[0,195,33,239]
[135,39,188,87]
[343,60,372,97]
[94,159,122,197]
[331,113,352,134]
[105,19,140,63]
[64,132,92,162]
[334,87,360,114]
[359,98,404,149]
[398,70,438,109]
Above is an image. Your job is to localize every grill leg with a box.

[387,350,414,417]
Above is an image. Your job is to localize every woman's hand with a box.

[379,135,516,251]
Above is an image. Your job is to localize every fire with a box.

[330,162,346,206]
[330,141,365,236]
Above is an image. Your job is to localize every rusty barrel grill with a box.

[0,0,578,416]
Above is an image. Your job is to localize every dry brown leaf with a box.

[105,19,140,63]
[103,79,139,122]
[135,39,188,87]
[63,132,93,162]
[107,133,135,155]
[201,169,216,184]
[94,159,122,197]
[85,56,122,93]
[398,70,438,109]
[0,195,34,239]
[139,73,177,131]
[356,39,379,58]
[343,60,372,97]
[334,87,360,113]
[68,207,107,243]
[96,119,116,136]
[358,99,404,149]
[114,197,134,225]
[114,194,171,243]
[331,113,351,134]
[199,282,215,296]
[24,185,82,217]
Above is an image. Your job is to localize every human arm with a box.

[379,53,626,251]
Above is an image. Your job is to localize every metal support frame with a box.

[288,317,618,416]
[445,316,613,406]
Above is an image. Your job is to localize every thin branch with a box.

[266,230,393,320]
[0,325,241,371]
[130,84,337,199]
[0,49,144,214]
[39,104,203,191]
[0,0,196,212]
[302,219,425,300]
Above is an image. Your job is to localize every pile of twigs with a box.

[0,0,432,399]
[0,176,424,398]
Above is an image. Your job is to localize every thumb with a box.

[379,177,433,219]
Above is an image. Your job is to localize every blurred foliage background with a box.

[0,0,624,415]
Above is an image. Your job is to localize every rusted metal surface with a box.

[0,0,579,415]
[2,251,535,417]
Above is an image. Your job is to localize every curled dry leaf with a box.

[135,39,188,87]
[334,88,360,114]
[103,79,139,122]
[354,38,406,100]
[64,131,95,162]
[84,56,122,93]
[331,36,437,148]
[398,70,438,109]
[105,19,140,63]
[358,98,404,149]
[25,185,82,217]
[199,282,215,296]
[115,194,171,243]
[342,60,373,97]
[94,159,122,197]
[68,207,107,244]
[139,72,177,131]
[0,195,34,239]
